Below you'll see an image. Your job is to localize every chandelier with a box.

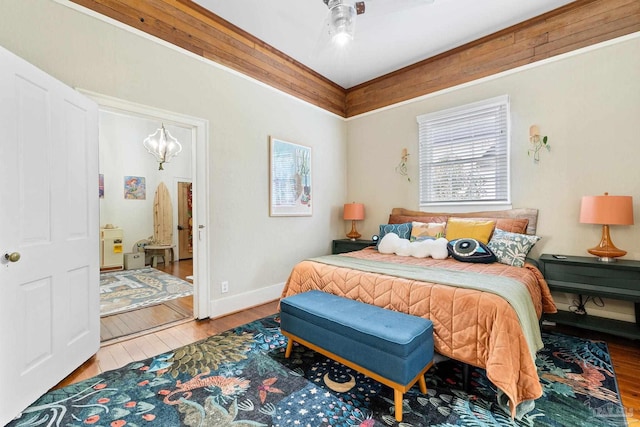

[143,124,182,170]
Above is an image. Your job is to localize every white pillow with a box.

[415,238,449,259]
[378,233,448,259]
[378,232,401,254]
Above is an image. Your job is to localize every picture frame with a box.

[269,137,312,216]
[99,174,104,198]
[124,176,146,200]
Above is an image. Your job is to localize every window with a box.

[417,95,510,207]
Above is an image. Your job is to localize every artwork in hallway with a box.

[124,175,146,200]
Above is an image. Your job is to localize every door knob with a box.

[177,225,184,230]
[4,252,20,262]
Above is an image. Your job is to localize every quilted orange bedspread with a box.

[280,248,557,416]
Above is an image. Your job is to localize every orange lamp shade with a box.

[579,193,634,262]
[343,203,364,240]
[343,203,365,221]
[579,194,634,225]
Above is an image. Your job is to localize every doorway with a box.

[85,91,210,342]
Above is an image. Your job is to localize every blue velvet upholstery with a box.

[280,290,434,386]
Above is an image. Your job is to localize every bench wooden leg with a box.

[394,389,403,421]
[418,374,427,394]
[284,338,293,358]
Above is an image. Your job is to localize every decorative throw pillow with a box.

[447,238,497,263]
[445,218,496,244]
[411,237,449,259]
[410,221,446,241]
[494,218,529,234]
[488,228,541,267]
[378,232,449,259]
[378,223,412,246]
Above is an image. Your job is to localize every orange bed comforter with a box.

[280,248,557,416]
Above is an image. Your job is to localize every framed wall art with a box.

[124,176,146,200]
[269,137,312,216]
[99,174,104,198]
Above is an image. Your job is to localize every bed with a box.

[280,208,557,417]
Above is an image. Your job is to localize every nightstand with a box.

[332,239,376,254]
[538,254,640,340]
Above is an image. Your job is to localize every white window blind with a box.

[417,95,510,206]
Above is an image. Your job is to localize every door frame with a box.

[80,90,211,319]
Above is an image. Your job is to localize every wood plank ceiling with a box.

[71,0,639,117]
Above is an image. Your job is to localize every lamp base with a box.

[593,256,619,263]
[346,220,361,241]
[587,224,626,262]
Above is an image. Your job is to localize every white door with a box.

[0,46,100,425]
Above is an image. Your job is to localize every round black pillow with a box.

[447,238,496,263]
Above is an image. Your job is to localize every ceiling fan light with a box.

[328,1,356,45]
[332,30,353,46]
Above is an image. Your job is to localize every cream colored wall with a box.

[0,0,347,315]
[347,36,640,322]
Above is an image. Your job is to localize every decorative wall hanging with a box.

[269,137,312,216]
[124,176,146,200]
[395,148,410,181]
[527,125,550,163]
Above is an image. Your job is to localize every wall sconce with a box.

[143,124,182,170]
[527,125,550,163]
[579,192,634,262]
[343,202,365,240]
[395,148,410,182]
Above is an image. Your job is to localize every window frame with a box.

[416,95,511,209]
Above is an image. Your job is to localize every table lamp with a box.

[579,192,634,262]
[344,203,365,240]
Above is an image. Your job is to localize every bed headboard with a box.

[389,208,539,235]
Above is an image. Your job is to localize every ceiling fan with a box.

[321,0,435,46]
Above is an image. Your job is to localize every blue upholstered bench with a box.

[280,290,434,422]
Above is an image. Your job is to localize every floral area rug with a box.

[9,316,627,427]
[100,267,192,317]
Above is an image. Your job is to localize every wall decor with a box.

[269,137,312,216]
[124,176,146,200]
[527,125,550,163]
[99,174,104,198]
[395,147,411,182]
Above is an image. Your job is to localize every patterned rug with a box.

[9,316,628,427]
[100,267,193,317]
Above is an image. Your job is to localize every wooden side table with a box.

[538,253,640,340]
[145,245,176,267]
[332,239,376,254]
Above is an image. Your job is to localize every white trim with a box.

[209,282,286,319]
[416,94,508,123]
[417,95,511,207]
[54,0,345,120]
[79,90,212,319]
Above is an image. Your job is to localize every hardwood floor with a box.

[100,259,194,343]
[153,257,194,282]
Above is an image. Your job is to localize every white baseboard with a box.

[208,282,285,319]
